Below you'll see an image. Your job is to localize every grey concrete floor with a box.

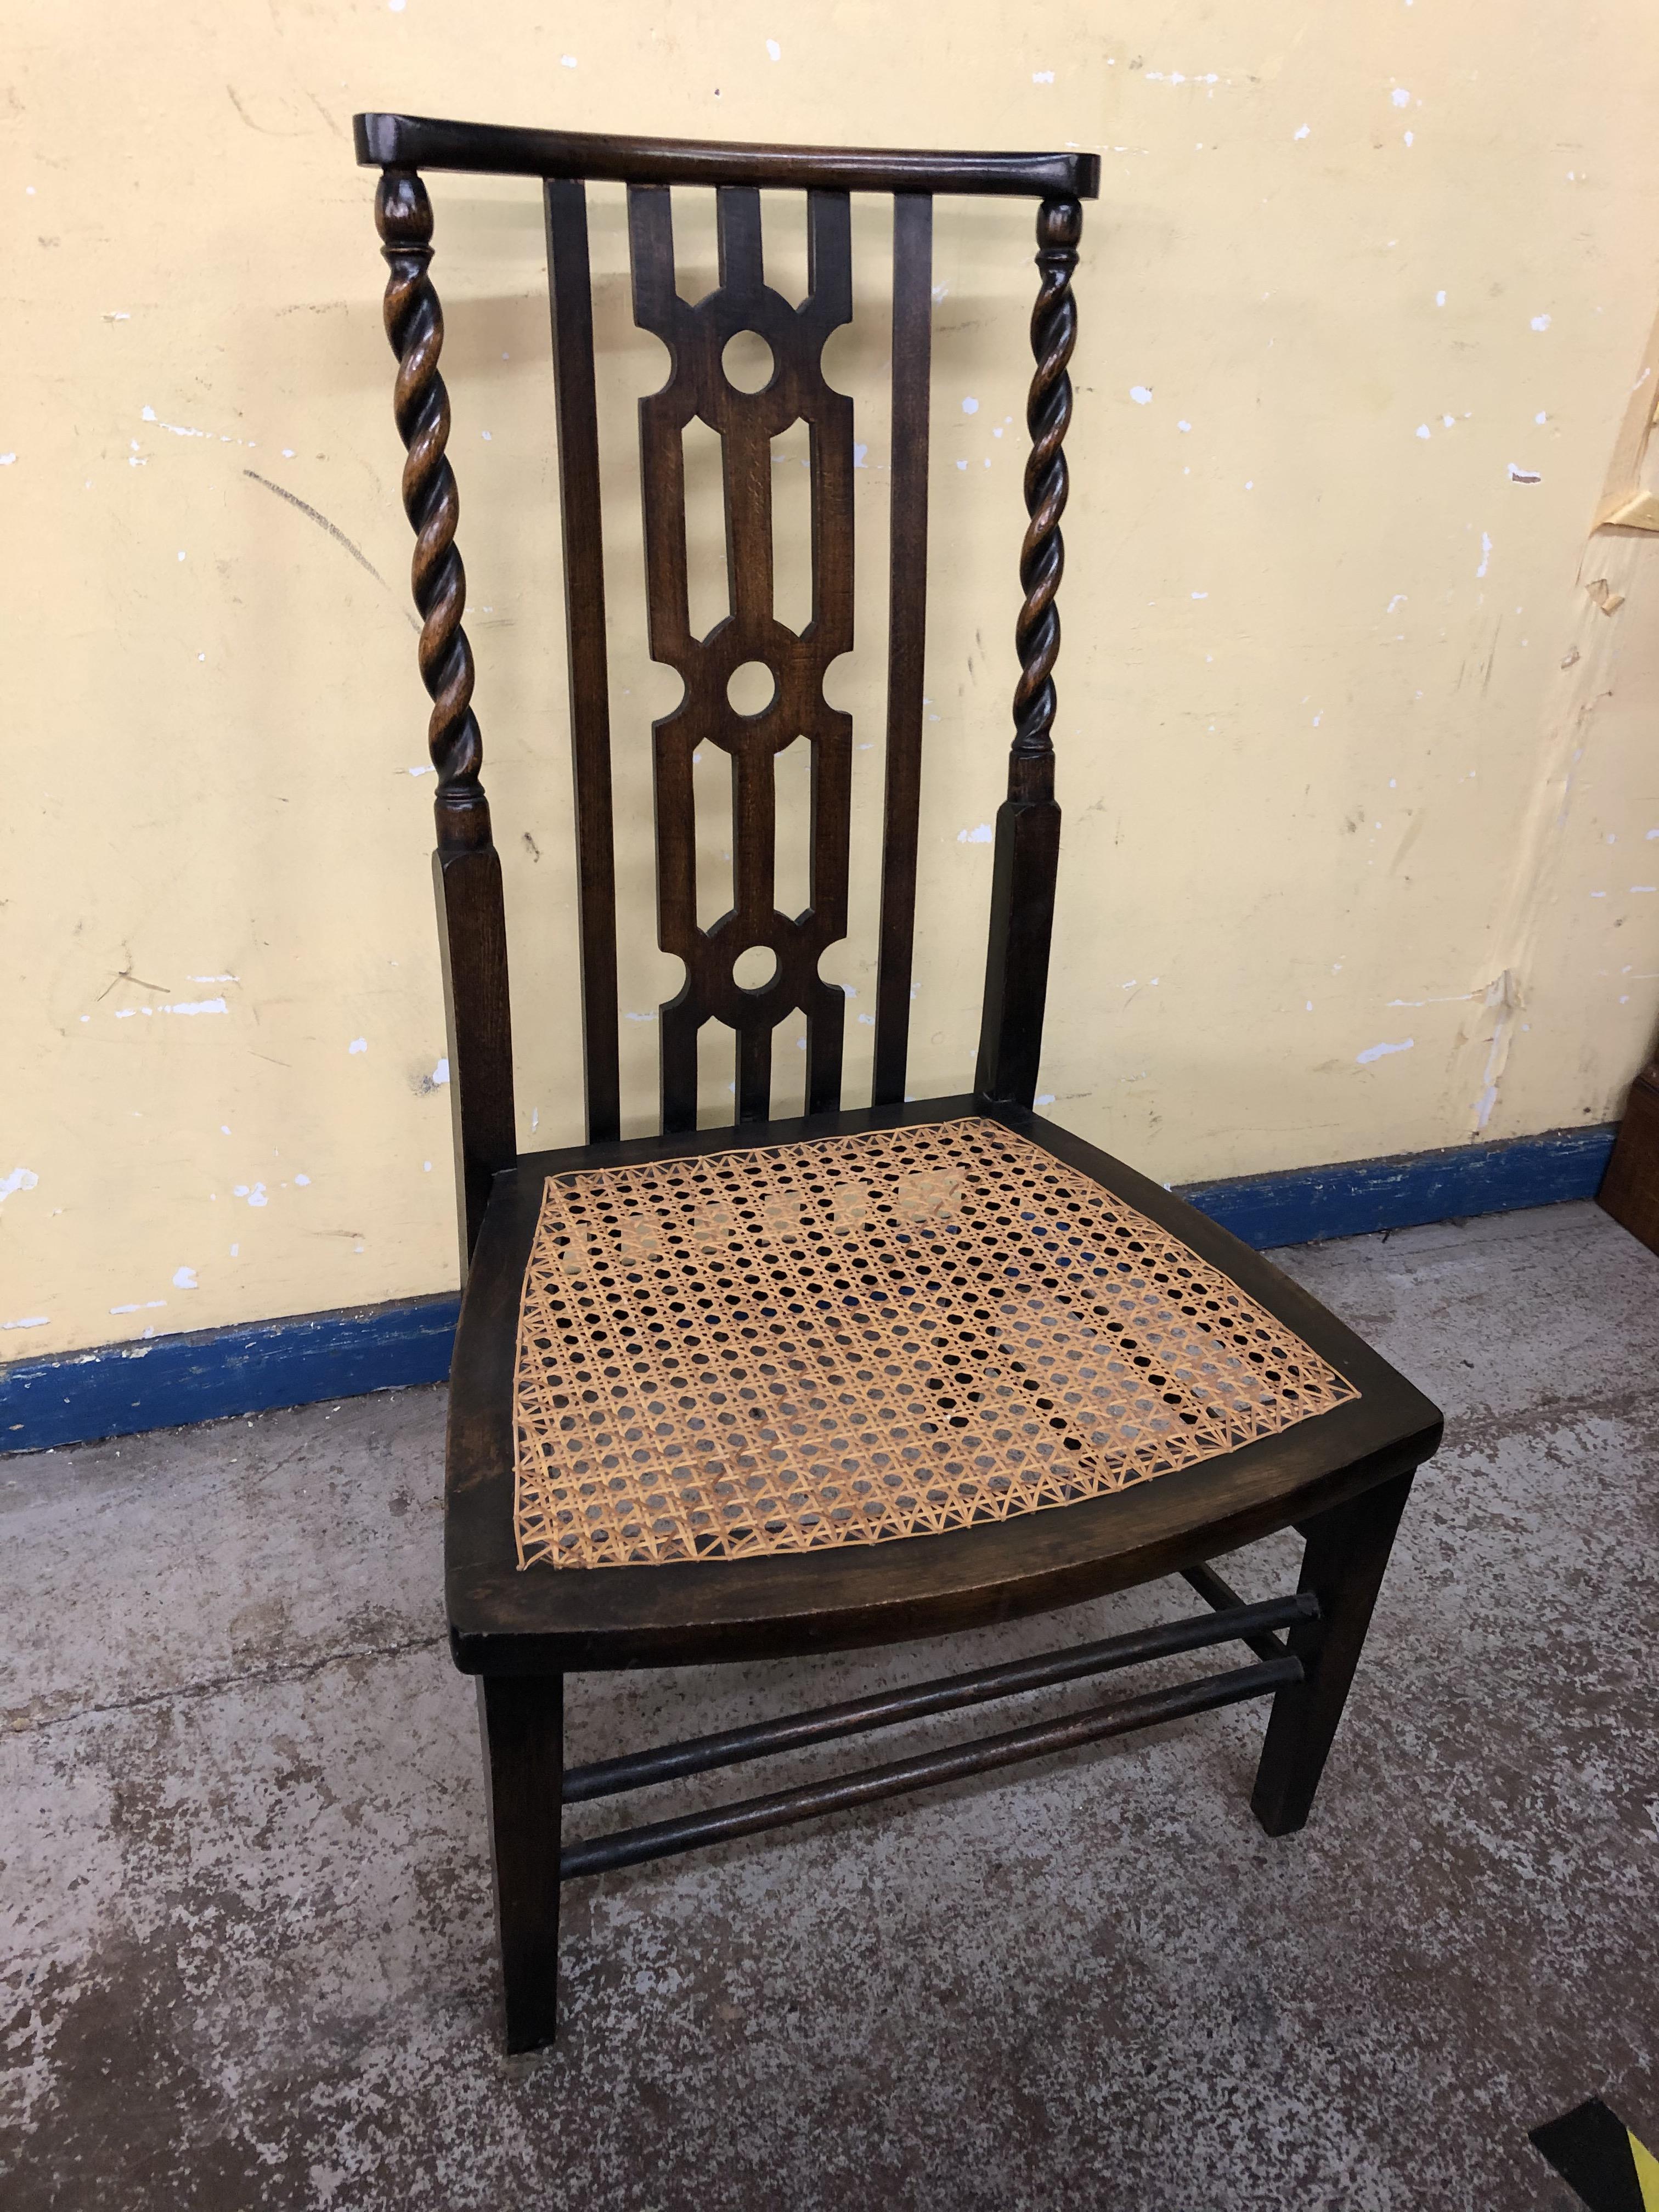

[3,1200,1656,2210]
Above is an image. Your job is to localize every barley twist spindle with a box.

[1012,195,1081,785]
[376,167,488,846]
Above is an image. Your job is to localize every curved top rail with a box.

[353,112,1101,199]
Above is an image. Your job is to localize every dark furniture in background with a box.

[355,112,1442,2053]
[1599,1056,1659,1256]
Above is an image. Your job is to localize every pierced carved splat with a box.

[629,184,855,1133]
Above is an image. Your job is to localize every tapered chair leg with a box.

[1251,1470,1415,1838]
[477,1673,564,2052]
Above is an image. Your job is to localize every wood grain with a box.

[630,182,853,1130]
[545,178,622,1147]
[1598,1061,1659,1255]
[376,167,515,1262]
[357,113,1101,200]
[478,1674,563,2052]
[975,195,1081,1111]
[872,194,934,1110]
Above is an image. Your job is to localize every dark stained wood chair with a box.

[354,112,1443,2054]
[1599,1052,1659,1255]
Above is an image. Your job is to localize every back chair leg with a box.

[477,1673,565,2052]
[1250,1470,1416,1838]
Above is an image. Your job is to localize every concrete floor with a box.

[3,1200,1656,2210]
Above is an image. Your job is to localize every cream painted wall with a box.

[4,0,1658,1362]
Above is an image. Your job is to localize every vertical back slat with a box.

[545,178,622,1144]
[871,193,934,1109]
[629,184,703,1136]
[800,188,854,1119]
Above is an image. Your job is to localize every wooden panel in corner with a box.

[1597,1062,1659,1256]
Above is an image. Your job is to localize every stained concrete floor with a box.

[3,1199,1656,2210]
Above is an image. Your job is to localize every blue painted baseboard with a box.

[2,1294,460,1457]
[1181,1120,1616,1250]
[1,1120,1617,1457]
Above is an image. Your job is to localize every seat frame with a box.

[354,112,1443,2055]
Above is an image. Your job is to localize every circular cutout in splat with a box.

[732,944,779,991]
[722,329,776,393]
[726,659,776,714]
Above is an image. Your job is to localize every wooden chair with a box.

[354,112,1443,2053]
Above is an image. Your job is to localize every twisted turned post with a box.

[975,196,1081,1108]
[377,167,489,849]
[1012,196,1081,786]
[375,166,516,1264]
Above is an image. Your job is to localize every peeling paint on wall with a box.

[4,0,1659,1367]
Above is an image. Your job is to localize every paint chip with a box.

[1391,87,1411,107]
[766,38,781,60]
[1507,463,1541,483]
[1356,1039,1414,1064]
[430,1058,450,1086]
[1130,385,1153,405]
[1293,124,1310,140]
[958,823,994,845]
[560,52,577,67]
[1415,424,1431,440]
[348,1036,368,1054]
[1530,313,1551,332]
[172,1266,198,1289]
[1032,70,1055,83]
[962,396,979,414]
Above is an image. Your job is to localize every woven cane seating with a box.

[511,1117,1356,1571]
[357,111,1443,2055]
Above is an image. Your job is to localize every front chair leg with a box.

[477,1673,564,2052]
[1251,1470,1415,1838]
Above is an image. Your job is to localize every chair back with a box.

[355,114,1098,1255]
